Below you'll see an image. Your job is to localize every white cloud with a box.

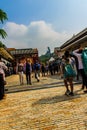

[3,21,72,55]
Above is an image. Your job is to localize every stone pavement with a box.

[5,74,81,94]
[0,74,87,130]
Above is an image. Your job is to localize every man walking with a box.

[24,59,32,85]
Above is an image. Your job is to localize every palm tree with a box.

[0,9,8,39]
[0,41,6,47]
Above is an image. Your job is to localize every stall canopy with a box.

[8,48,39,63]
[0,47,14,61]
[9,48,38,55]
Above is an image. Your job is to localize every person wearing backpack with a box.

[73,47,87,93]
[61,52,76,96]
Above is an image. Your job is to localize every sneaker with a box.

[5,88,8,91]
[81,85,84,90]
[2,94,7,99]
[0,94,5,100]
[37,79,40,82]
[69,92,74,96]
[65,90,70,95]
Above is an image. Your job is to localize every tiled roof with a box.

[10,48,38,55]
[60,28,87,49]
[0,47,14,60]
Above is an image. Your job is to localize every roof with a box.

[9,48,38,55]
[0,47,14,61]
[60,28,87,49]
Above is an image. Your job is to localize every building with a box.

[7,48,39,73]
[8,48,38,63]
[60,28,87,55]
[54,28,87,57]
[0,47,14,62]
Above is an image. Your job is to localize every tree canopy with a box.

[0,9,8,39]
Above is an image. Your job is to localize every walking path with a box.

[5,74,81,93]
[0,74,87,130]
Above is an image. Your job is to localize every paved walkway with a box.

[0,74,87,130]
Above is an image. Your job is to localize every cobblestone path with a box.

[0,74,87,130]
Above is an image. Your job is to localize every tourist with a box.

[18,61,24,85]
[0,56,8,100]
[73,46,87,93]
[45,63,49,76]
[33,60,41,82]
[24,59,32,85]
[41,63,45,77]
[61,51,76,96]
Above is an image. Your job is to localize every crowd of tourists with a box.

[0,45,87,100]
[16,45,87,97]
[17,59,61,86]
[60,46,87,96]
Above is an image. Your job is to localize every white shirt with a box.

[0,61,8,80]
[73,49,83,70]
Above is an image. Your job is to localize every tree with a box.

[0,41,6,47]
[0,9,8,39]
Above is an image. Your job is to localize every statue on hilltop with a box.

[45,47,51,57]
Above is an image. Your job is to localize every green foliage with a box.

[39,53,53,63]
[0,41,6,47]
[39,55,47,63]
[0,9,8,39]
[0,9,8,23]
[0,29,7,38]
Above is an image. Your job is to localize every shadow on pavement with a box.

[5,83,82,94]
[32,94,81,106]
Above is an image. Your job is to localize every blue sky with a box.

[0,0,87,55]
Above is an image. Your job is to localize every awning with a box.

[0,47,14,61]
[10,48,38,55]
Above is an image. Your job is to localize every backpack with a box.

[82,48,87,75]
[64,64,76,78]
[35,63,39,71]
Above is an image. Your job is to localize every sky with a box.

[0,0,87,56]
